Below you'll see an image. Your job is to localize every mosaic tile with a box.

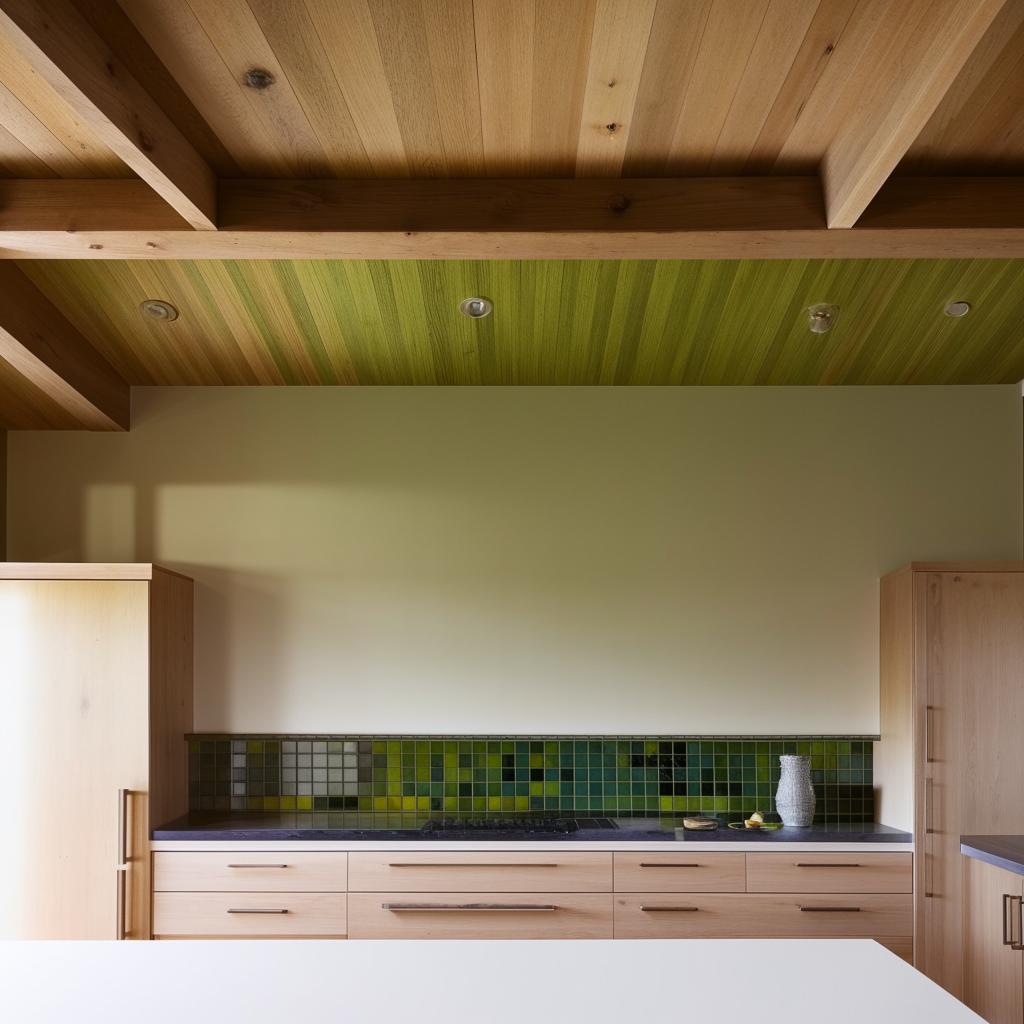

[187,735,876,822]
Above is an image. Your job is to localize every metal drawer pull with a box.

[639,863,702,868]
[382,903,557,912]
[799,906,861,913]
[1005,894,1024,950]
[640,905,699,912]
[227,864,289,869]
[227,908,289,914]
[387,863,558,868]
[795,863,861,868]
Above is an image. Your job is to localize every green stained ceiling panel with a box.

[18,258,1024,386]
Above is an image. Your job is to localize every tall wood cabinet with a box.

[0,564,193,939]
[964,856,1024,1024]
[878,563,1024,998]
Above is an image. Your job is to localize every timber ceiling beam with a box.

[821,0,1010,229]
[0,262,129,430]
[0,176,1022,260]
[0,0,216,230]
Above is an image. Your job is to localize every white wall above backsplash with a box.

[6,385,1022,734]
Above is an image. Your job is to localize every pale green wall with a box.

[7,386,1022,734]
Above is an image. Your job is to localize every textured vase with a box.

[775,755,815,827]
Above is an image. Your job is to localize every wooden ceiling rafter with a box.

[821,0,1013,228]
[0,0,216,229]
[0,175,1022,260]
[0,261,129,429]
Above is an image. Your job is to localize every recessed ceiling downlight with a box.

[459,297,492,319]
[807,303,839,334]
[945,300,971,318]
[140,299,179,322]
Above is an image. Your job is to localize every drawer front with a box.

[153,851,348,892]
[614,893,912,939]
[614,852,745,892]
[153,892,347,938]
[745,853,913,893]
[349,892,612,939]
[348,852,612,892]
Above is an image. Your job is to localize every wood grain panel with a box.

[745,853,913,893]
[154,852,347,892]
[900,0,1024,173]
[0,580,150,938]
[0,0,1012,182]
[12,256,1024,398]
[148,568,194,832]
[349,892,612,939]
[613,893,913,939]
[963,857,1024,1024]
[153,891,347,938]
[613,852,745,893]
[349,852,612,893]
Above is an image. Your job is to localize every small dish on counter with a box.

[727,821,784,832]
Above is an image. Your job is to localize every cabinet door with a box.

[920,571,1024,997]
[964,858,1023,1024]
[0,580,150,938]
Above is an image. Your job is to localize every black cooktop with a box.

[419,817,617,834]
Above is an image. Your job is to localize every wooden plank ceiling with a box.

[11,258,1024,390]
[0,0,1022,428]
[1,0,1021,180]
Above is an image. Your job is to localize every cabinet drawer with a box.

[745,853,913,893]
[348,852,612,892]
[153,892,347,938]
[153,851,347,892]
[349,892,612,939]
[614,892,912,939]
[614,852,745,892]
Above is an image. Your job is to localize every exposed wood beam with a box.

[821,0,1010,228]
[0,262,129,430]
[0,0,216,230]
[0,176,1022,260]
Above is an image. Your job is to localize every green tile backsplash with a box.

[188,736,875,823]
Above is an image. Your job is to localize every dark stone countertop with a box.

[961,836,1024,876]
[153,814,911,843]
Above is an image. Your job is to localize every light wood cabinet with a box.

[348,892,613,939]
[613,892,912,940]
[153,892,348,938]
[154,851,348,892]
[613,852,745,892]
[349,852,611,892]
[0,564,193,940]
[963,857,1024,1024]
[745,852,913,893]
[878,563,1024,998]
[154,848,912,946]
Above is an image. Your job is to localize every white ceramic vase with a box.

[775,754,815,827]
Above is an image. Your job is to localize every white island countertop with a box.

[1,939,979,1024]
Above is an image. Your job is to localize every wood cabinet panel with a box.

[348,892,613,939]
[153,852,348,892]
[745,853,912,893]
[613,852,745,892]
[349,852,612,893]
[0,580,150,939]
[963,857,1024,1024]
[153,892,347,938]
[613,892,912,939]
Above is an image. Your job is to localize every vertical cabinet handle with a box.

[1012,895,1024,951]
[115,788,130,940]
[1003,894,1011,945]
[925,705,935,763]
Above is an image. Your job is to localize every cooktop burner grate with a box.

[419,816,616,834]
